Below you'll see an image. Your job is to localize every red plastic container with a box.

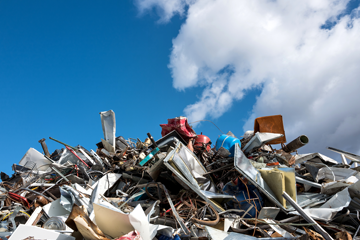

[194,132,211,152]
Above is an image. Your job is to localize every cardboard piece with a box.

[93,203,151,240]
[259,168,296,208]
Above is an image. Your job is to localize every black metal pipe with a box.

[147,133,158,148]
[282,135,309,153]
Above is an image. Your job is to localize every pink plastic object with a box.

[160,117,197,141]
[115,230,142,240]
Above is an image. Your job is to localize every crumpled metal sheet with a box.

[18,148,52,172]
[316,167,359,182]
[163,141,225,212]
[295,153,338,165]
[60,185,91,213]
[233,143,286,211]
[290,187,351,221]
[173,143,216,192]
[100,110,116,151]
[243,132,283,154]
[58,147,88,166]
[321,176,359,195]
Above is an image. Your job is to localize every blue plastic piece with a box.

[215,135,241,157]
[133,187,146,201]
[158,234,180,240]
[222,179,263,218]
[139,147,160,166]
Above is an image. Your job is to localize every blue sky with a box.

[2,0,360,175]
[0,0,258,175]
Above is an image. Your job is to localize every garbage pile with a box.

[1,111,360,240]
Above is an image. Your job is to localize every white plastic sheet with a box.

[9,224,75,240]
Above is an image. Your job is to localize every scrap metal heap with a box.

[0,111,359,240]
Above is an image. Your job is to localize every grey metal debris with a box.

[0,112,358,240]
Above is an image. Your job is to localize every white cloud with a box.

[136,0,360,157]
[135,0,194,22]
[184,72,235,122]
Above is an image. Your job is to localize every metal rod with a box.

[49,137,77,150]
[29,183,55,187]
[282,191,333,240]
[189,119,224,134]
[147,133,158,148]
[78,148,95,165]
[354,211,360,238]
[162,183,190,235]
[90,150,104,166]
[44,155,55,163]
[51,167,71,184]
[295,176,321,188]
[66,146,90,168]
[354,225,360,238]
[341,154,348,165]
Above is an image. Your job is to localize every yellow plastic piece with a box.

[2,210,31,221]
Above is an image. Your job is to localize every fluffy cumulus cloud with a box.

[136,0,360,157]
